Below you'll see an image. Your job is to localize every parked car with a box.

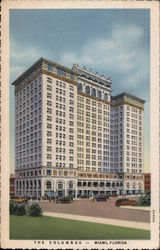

[115,198,136,207]
[95,194,108,202]
[58,196,73,203]
[120,200,137,206]
[80,194,89,199]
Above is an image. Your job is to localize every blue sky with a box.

[10,9,150,172]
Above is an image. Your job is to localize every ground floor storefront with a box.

[14,176,143,199]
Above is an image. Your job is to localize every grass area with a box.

[10,215,150,240]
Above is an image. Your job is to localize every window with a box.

[104,93,108,101]
[47,85,52,91]
[58,181,63,189]
[46,180,52,189]
[47,64,53,72]
[91,88,96,97]
[69,181,73,189]
[47,77,52,83]
[97,90,102,99]
[85,85,90,95]
[69,92,74,98]
[57,68,66,77]
[46,169,52,175]
[70,74,75,80]
[47,100,52,106]
[78,83,82,92]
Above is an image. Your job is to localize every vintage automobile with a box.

[95,194,109,202]
[57,196,73,204]
[115,198,136,207]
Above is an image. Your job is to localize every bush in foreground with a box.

[10,202,17,215]
[138,192,151,207]
[15,203,26,216]
[10,202,26,215]
[27,203,43,217]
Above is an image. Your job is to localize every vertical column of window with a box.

[126,106,131,173]
[16,93,20,169]
[55,81,59,168]
[97,102,102,172]
[62,83,66,168]
[77,96,84,171]
[68,85,74,168]
[38,79,42,167]
[110,107,114,172]
[25,86,29,169]
[22,87,27,169]
[46,77,53,167]
[102,104,109,172]
[18,90,23,170]
[85,99,90,170]
[55,81,66,168]
[118,106,123,173]
[29,83,34,168]
[130,107,138,173]
[91,101,96,172]
[138,109,143,173]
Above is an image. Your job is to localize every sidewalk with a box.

[43,211,150,230]
[120,206,150,211]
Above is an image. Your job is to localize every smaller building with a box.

[10,173,16,199]
[144,173,151,192]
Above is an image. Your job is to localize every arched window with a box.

[46,180,52,189]
[58,181,63,189]
[85,85,90,95]
[104,93,108,101]
[97,90,102,99]
[91,88,96,97]
[69,181,73,189]
[78,83,82,93]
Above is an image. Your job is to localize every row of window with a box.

[78,83,109,101]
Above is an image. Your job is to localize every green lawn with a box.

[10,215,150,240]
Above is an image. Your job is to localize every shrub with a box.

[138,192,151,207]
[15,203,27,216]
[10,202,17,215]
[27,203,43,217]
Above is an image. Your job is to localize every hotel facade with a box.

[13,57,145,198]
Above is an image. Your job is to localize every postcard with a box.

[1,0,159,249]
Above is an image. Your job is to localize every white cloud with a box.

[10,24,149,94]
[10,39,42,82]
[60,24,149,90]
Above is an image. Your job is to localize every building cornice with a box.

[78,92,111,105]
[111,100,144,111]
[15,68,78,94]
[41,69,77,86]
[12,57,78,86]
[112,92,145,104]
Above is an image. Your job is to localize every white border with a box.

[1,0,159,249]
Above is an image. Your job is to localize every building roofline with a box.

[12,57,78,86]
[111,92,145,104]
[72,63,111,88]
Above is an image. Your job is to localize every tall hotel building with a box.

[13,57,145,198]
